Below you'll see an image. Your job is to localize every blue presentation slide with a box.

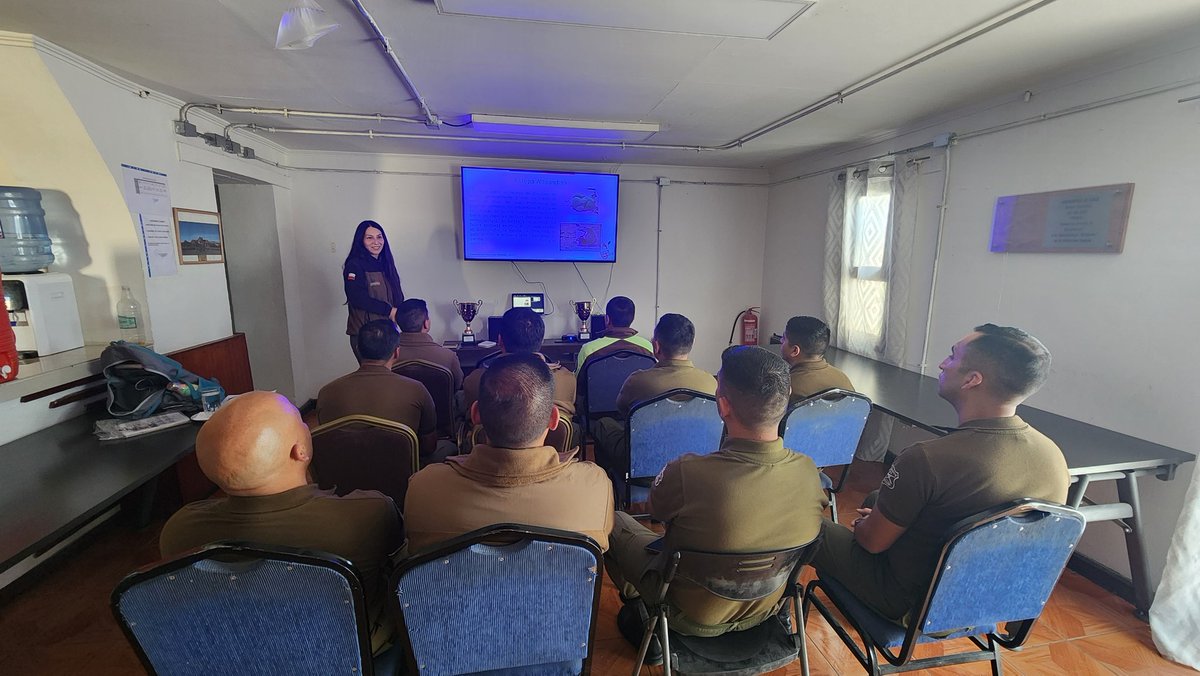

[461,166,619,262]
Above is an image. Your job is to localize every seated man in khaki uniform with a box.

[591,313,717,474]
[403,353,613,554]
[812,324,1069,623]
[159,392,403,654]
[317,319,453,462]
[575,295,653,366]
[462,307,576,417]
[394,298,464,391]
[781,315,854,403]
[606,346,827,664]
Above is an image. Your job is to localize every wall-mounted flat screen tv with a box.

[461,166,619,262]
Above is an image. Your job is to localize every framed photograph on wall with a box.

[173,208,224,264]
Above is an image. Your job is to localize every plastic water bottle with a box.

[0,187,55,273]
[116,286,146,344]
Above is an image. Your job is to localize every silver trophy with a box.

[571,298,595,341]
[453,299,483,345]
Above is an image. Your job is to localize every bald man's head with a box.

[196,391,312,496]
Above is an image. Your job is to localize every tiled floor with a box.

[0,459,1192,675]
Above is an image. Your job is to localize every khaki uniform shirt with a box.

[650,437,827,630]
[577,327,654,366]
[396,332,464,390]
[788,358,855,403]
[615,359,717,417]
[463,353,577,416]
[877,416,1070,599]
[316,364,437,436]
[159,484,403,652]
[404,444,613,554]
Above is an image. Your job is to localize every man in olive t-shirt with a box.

[781,316,854,403]
[811,324,1069,622]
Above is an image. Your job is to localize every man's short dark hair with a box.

[606,296,636,328]
[785,316,831,357]
[964,324,1052,400]
[500,307,545,353]
[357,319,401,361]
[654,313,695,359]
[395,299,429,333]
[718,345,790,429]
[478,354,555,448]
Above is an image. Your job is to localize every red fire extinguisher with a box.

[0,268,19,383]
[728,307,760,346]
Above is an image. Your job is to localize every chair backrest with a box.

[781,388,872,468]
[391,524,603,675]
[311,414,419,506]
[468,410,576,455]
[581,350,657,418]
[626,388,723,480]
[392,359,455,438]
[914,499,1086,639]
[666,536,821,604]
[112,541,372,676]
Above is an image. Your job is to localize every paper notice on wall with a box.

[120,164,172,216]
[138,213,177,278]
[120,163,177,277]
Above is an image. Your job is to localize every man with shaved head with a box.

[159,391,403,653]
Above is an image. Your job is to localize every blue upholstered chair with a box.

[578,349,656,441]
[633,536,823,676]
[781,388,872,522]
[391,524,604,675]
[802,499,1086,676]
[111,541,382,676]
[621,388,723,509]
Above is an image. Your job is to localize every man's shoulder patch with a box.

[346,272,356,281]
[881,464,900,489]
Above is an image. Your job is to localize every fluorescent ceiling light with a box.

[435,0,815,40]
[467,114,661,141]
[276,0,340,50]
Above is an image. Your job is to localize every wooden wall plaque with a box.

[990,183,1133,253]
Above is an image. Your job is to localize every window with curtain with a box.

[839,166,894,356]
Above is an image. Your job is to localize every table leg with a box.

[1115,471,1153,619]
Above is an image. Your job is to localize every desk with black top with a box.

[0,413,199,576]
[447,340,583,373]
[824,347,1196,617]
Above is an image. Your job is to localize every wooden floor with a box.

[0,459,1191,675]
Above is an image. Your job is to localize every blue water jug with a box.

[0,186,55,273]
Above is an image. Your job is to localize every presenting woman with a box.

[343,220,405,361]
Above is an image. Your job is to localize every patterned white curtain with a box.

[823,157,922,460]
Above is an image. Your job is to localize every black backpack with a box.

[101,341,225,418]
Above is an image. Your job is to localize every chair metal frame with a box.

[634,535,823,676]
[622,388,722,510]
[389,523,605,675]
[391,358,458,439]
[781,388,872,522]
[802,499,1086,675]
[578,349,657,442]
[112,540,376,676]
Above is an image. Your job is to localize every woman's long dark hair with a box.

[344,220,404,303]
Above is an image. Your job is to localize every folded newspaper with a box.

[94,411,192,440]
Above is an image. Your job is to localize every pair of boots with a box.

[617,600,664,666]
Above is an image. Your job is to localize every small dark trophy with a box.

[453,299,483,345]
[571,299,595,341]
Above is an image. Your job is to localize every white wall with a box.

[763,33,1200,589]
[284,151,768,400]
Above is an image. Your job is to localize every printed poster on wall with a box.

[120,163,178,277]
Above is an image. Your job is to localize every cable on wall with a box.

[511,262,555,316]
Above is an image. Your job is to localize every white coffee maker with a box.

[3,272,85,356]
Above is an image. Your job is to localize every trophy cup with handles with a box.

[452,299,483,345]
[571,298,596,341]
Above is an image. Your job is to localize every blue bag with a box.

[101,341,225,418]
